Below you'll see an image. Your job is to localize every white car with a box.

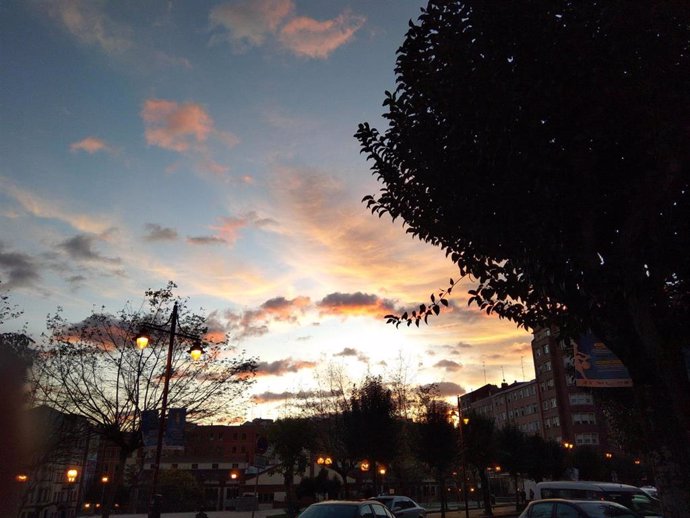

[369,496,426,518]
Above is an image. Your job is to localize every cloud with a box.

[279,11,365,59]
[0,177,112,234]
[58,234,121,264]
[153,51,192,69]
[50,0,133,55]
[219,295,311,340]
[252,389,317,404]
[434,381,467,397]
[143,223,178,242]
[317,291,396,318]
[0,242,41,289]
[334,347,369,363]
[210,0,364,58]
[212,212,278,244]
[141,99,214,152]
[433,359,463,372]
[70,136,112,154]
[210,0,293,50]
[255,357,318,377]
[187,236,226,246]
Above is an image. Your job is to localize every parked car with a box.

[518,498,643,518]
[639,486,658,499]
[369,496,426,518]
[299,500,396,518]
[534,481,662,517]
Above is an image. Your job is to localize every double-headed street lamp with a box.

[135,301,205,518]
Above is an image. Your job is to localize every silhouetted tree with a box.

[269,417,315,516]
[463,413,496,516]
[356,2,690,514]
[344,376,399,494]
[495,425,527,510]
[415,401,458,517]
[30,282,257,517]
[522,435,565,483]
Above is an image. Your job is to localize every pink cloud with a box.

[141,99,214,152]
[210,0,294,49]
[279,11,365,59]
[70,137,110,154]
[212,212,277,243]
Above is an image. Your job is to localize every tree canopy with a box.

[356,1,690,515]
[29,283,257,516]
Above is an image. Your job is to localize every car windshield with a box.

[578,502,638,518]
[373,498,394,508]
[605,492,661,516]
[300,504,359,518]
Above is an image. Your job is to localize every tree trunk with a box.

[438,473,446,518]
[479,470,492,517]
[622,296,690,518]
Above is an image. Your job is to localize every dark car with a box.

[299,500,397,518]
[369,496,426,518]
[518,498,643,518]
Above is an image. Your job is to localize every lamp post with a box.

[135,301,204,518]
[457,396,470,518]
[101,475,109,509]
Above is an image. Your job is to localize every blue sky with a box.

[1,0,532,420]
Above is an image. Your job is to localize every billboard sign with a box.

[165,408,186,449]
[573,333,632,388]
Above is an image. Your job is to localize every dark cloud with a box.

[317,291,396,318]
[143,223,178,242]
[255,357,318,377]
[224,296,311,340]
[252,390,318,404]
[58,234,121,264]
[334,347,369,363]
[187,236,226,245]
[433,359,463,372]
[433,381,466,397]
[0,243,41,289]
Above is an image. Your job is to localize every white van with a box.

[535,481,662,517]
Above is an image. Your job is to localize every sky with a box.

[1,0,533,421]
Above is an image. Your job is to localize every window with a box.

[529,502,554,518]
[575,432,600,445]
[191,463,198,469]
[171,463,178,469]
[570,393,593,405]
[573,413,596,425]
[544,344,550,354]
[212,463,219,469]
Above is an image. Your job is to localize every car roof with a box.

[536,481,641,491]
[313,501,370,506]
[529,499,630,507]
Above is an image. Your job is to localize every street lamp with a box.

[66,469,78,483]
[457,396,470,518]
[101,475,109,508]
[317,455,333,466]
[135,301,205,518]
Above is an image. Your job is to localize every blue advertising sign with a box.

[165,408,186,449]
[141,409,159,447]
[573,333,632,387]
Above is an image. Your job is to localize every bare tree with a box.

[29,282,257,517]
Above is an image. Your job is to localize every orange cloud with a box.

[141,99,214,152]
[254,357,318,377]
[70,137,110,154]
[279,11,365,59]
